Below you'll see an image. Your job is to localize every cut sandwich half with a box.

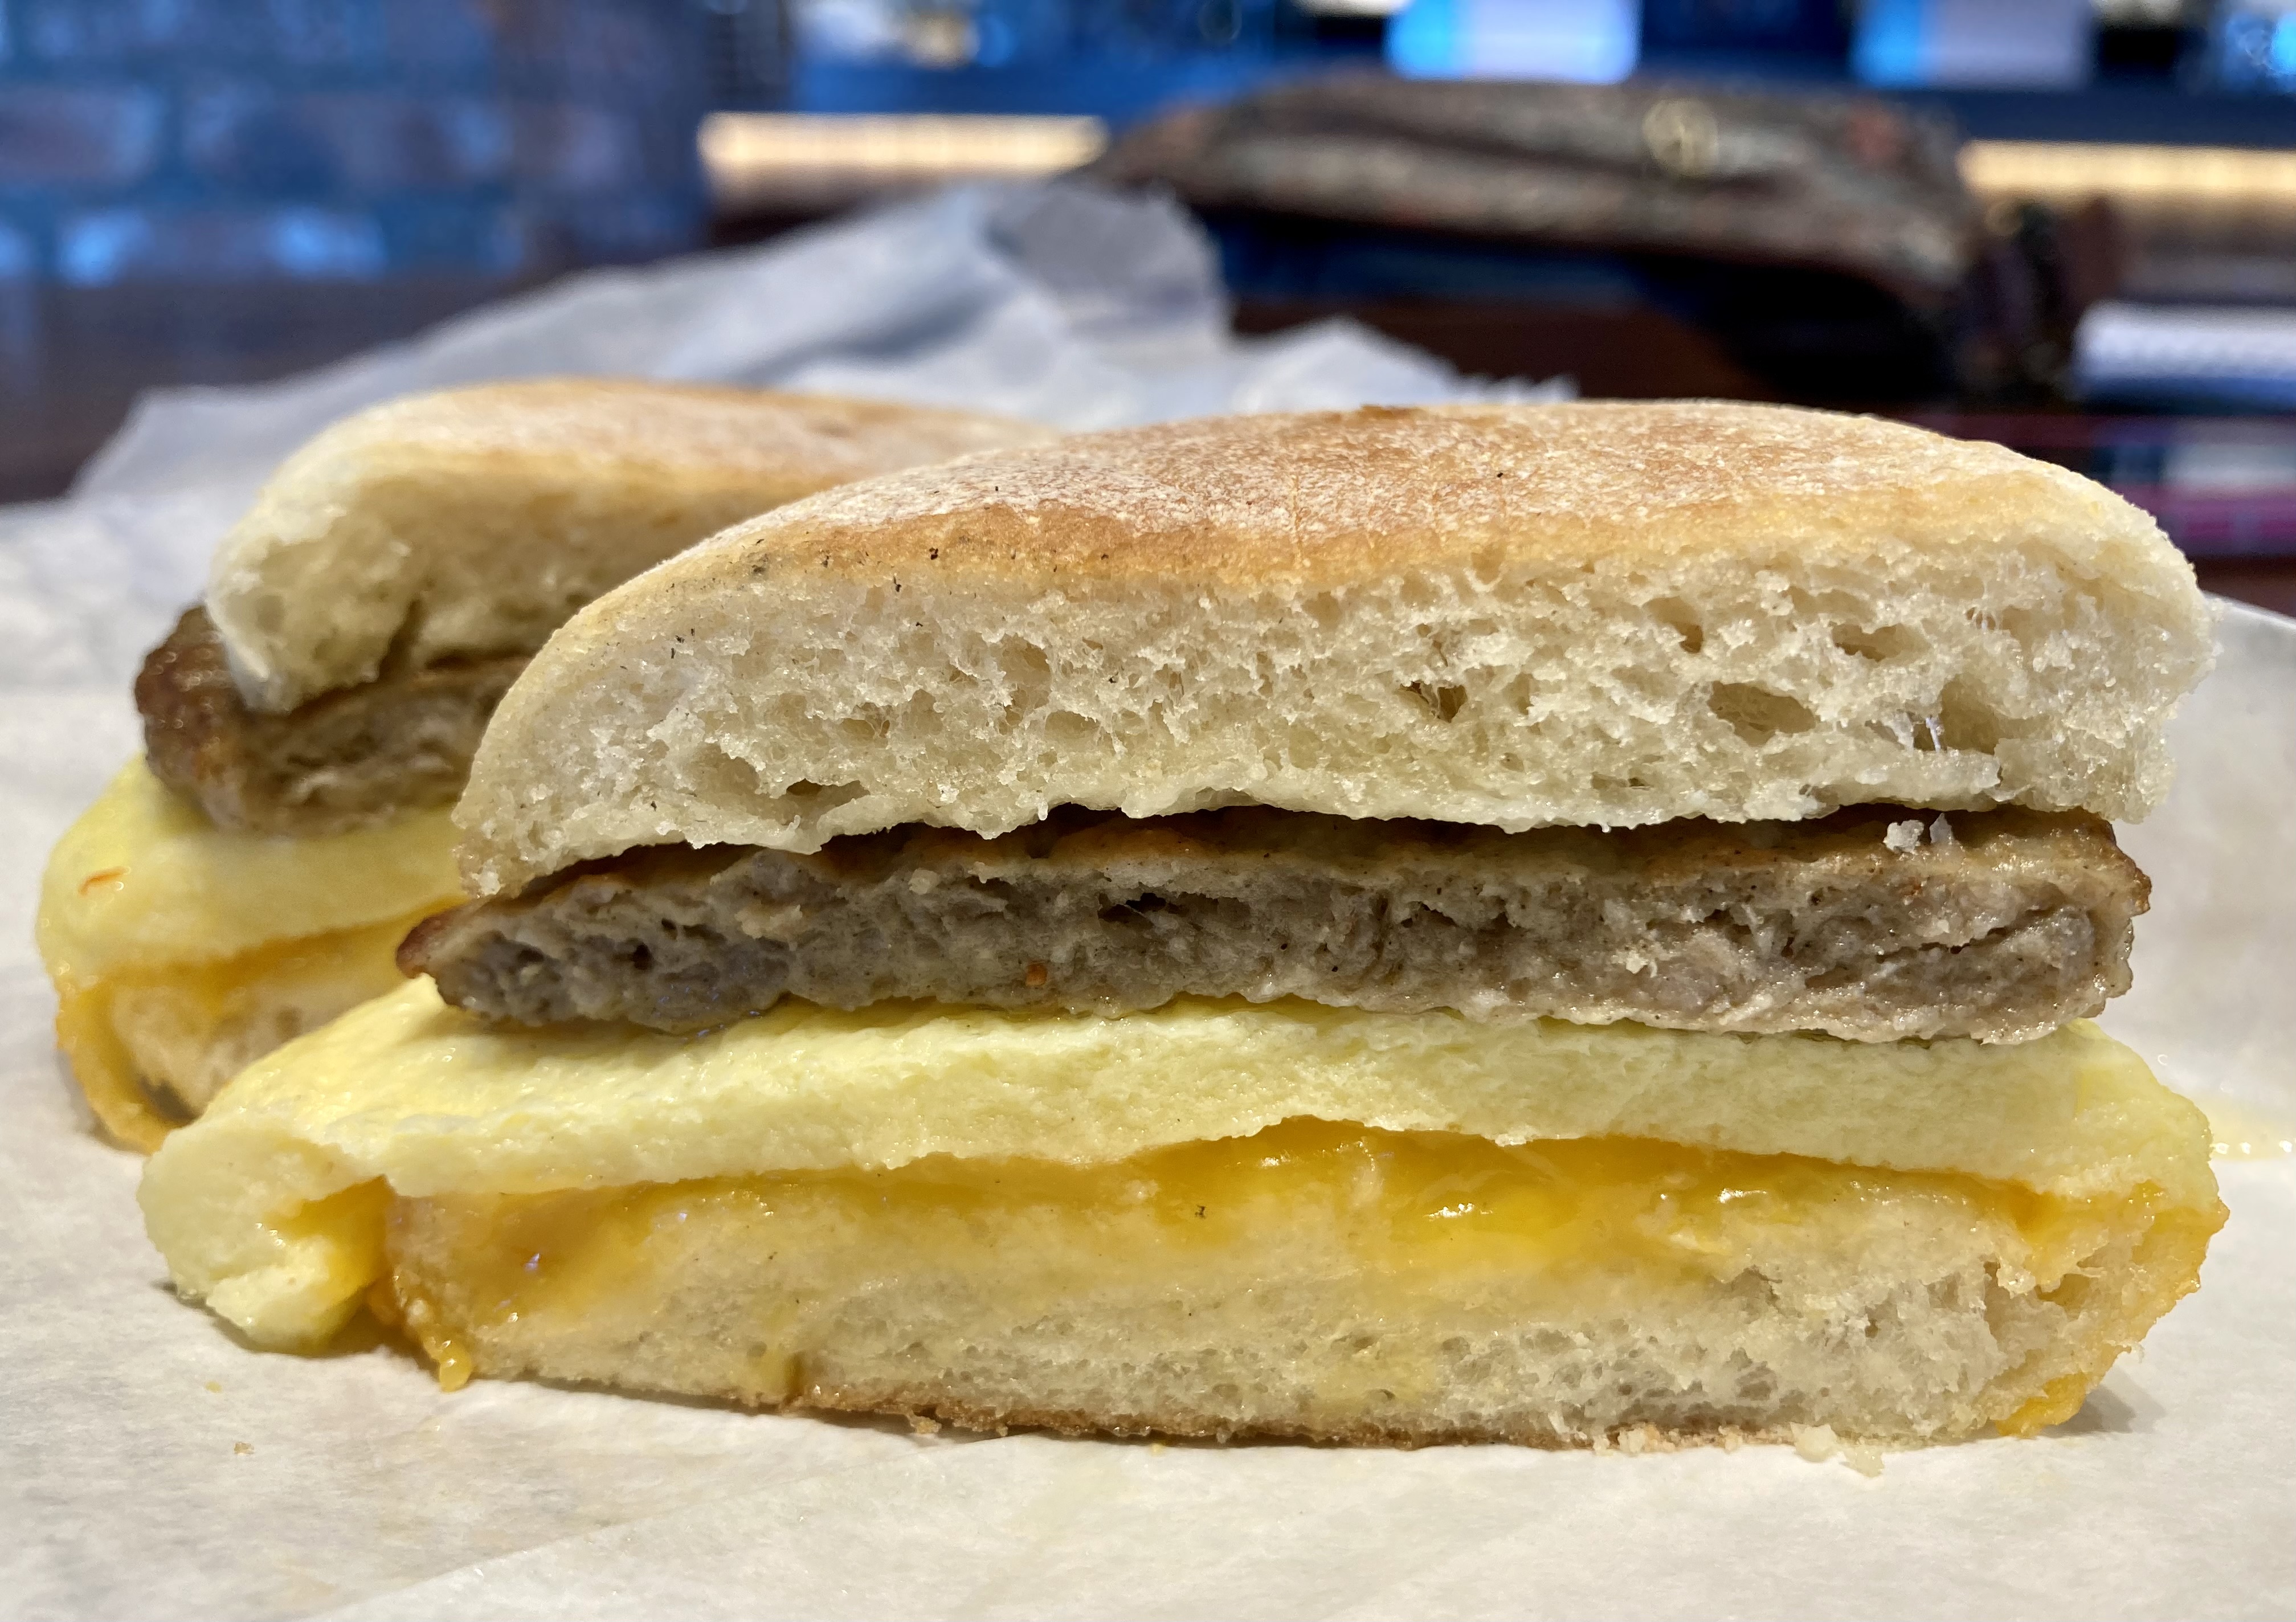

[39,381,1053,1145]
[145,986,2219,1445]
[142,401,2222,1449]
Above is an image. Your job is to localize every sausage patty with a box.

[137,606,524,836]
[403,804,2145,1044]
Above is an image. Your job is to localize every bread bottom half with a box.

[379,1119,2211,1447]
[54,913,425,1146]
[37,758,464,1146]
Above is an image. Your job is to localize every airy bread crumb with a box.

[454,403,2213,896]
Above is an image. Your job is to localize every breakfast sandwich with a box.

[38,379,1053,1146]
[142,403,2223,1448]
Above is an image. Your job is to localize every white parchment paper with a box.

[2,183,2290,1622]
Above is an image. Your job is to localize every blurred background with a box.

[3,0,2295,610]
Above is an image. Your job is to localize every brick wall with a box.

[0,0,715,499]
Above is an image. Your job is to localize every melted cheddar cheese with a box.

[38,758,463,1146]
[141,982,2221,1357]
[378,1119,2211,1439]
[55,912,440,1146]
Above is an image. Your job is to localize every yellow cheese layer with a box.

[37,757,465,1146]
[56,910,439,1150]
[140,980,2221,1350]
[378,1118,2216,1437]
[36,757,463,983]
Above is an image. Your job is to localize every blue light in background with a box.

[2208,6,2296,91]
[2272,14,2296,77]
[56,212,150,288]
[974,13,1018,66]
[1386,0,1460,76]
[1853,0,2091,88]
[268,210,386,280]
[1388,0,1637,82]
[1850,0,1925,87]
[0,227,30,279]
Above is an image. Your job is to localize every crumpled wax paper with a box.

[2,183,2289,1622]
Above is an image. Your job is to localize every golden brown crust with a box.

[268,378,1048,491]
[679,401,2175,591]
[206,379,1059,713]
[785,1383,1767,1450]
